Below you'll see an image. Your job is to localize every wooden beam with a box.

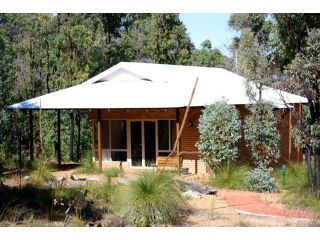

[29,109,34,162]
[296,103,302,162]
[288,107,292,164]
[91,120,95,161]
[57,109,61,166]
[97,109,102,171]
[176,108,180,168]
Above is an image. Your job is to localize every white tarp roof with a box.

[8,62,307,109]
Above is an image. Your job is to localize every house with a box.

[8,62,307,174]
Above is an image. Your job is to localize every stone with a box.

[117,178,132,185]
[182,189,203,199]
[23,176,30,181]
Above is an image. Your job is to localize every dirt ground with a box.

[2,167,319,227]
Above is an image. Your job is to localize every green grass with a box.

[129,172,188,226]
[104,167,124,178]
[76,153,100,174]
[208,161,250,190]
[275,163,320,212]
[28,159,55,186]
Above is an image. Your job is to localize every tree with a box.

[119,14,194,64]
[237,29,271,100]
[190,39,226,68]
[197,101,241,165]
[286,29,320,194]
[244,101,280,168]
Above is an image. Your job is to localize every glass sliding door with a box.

[144,121,156,166]
[131,121,142,166]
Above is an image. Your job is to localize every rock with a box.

[182,189,203,199]
[55,176,66,182]
[70,175,98,181]
[117,178,132,185]
[178,179,217,195]
[23,176,30,181]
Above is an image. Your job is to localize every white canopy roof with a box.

[8,62,307,109]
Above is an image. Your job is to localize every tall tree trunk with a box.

[76,110,81,161]
[306,144,315,192]
[69,110,74,161]
[315,145,320,194]
[29,110,34,162]
[56,109,61,166]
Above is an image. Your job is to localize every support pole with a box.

[97,110,102,171]
[176,108,180,168]
[297,103,302,162]
[288,107,292,164]
[29,109,34,162]
[91,120,95,161]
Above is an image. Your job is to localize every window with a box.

[158,120,176,156]
[101,120,127,161]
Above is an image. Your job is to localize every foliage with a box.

[190,39,226,68]
[129,172,187,226]
[208,160,250,190]
[237,29,271,100]
[197,101,241,165]
[245,166,278,193]
[28,159,55,186]
[104,167,124,179]
[76,152,99,174]
[280,164,320,212]
[244,102,280,167]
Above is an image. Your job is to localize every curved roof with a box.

[8,62,307,109]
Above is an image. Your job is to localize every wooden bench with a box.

[156,156,181,168]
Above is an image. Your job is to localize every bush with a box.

[104,167,124,179]
[245,167,278,193]
[209,160,250,190]
[28,159,55,186]
[244,102,280,167]
[129,172,187,226]
[76,153,99,174]
[197,101,241,164]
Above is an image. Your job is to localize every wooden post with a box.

[296,103,302,162]
[97,109,102,171]
[57,109,62,166]
[288,107,292,164]
[29,109,34,162]
[91,120,95,161]
[176,108,180,167]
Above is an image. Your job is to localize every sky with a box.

[180,13,239,57]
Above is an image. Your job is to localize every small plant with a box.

[28,159,54,186]
[76,153,100,174]
[69,215,85,227]
[104,167,124,179]
[209,160,250,190]
[129,172,187,226]
[197,101,241,165]
[245,166,278,193]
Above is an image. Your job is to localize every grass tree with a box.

[197,101,241,165]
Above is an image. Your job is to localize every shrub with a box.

[209,160,250,190]
[245,167,278,193]
[129,172,187,226]
[197,101,241,164]
[76,153,99,174]
[104,167,124,179]
[244,102,280,167]
[28,159,55,186]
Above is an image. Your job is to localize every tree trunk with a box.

[29,110,34,162]
[306,144,315,192]
[69,110,74,161]
[56,109,62,166]
[76,110,81,161]
[314,145,320,194]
